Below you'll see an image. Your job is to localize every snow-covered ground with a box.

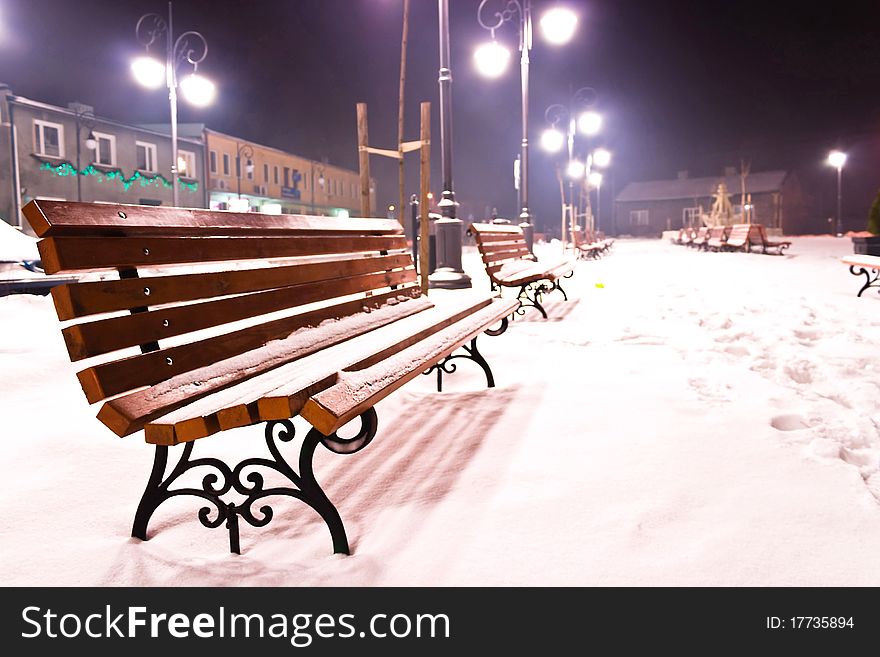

[2,235,880,586]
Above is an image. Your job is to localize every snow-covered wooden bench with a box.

[842,254,880,297]
[470,222,574,319]
[749,223,791,254]
[706,225,730,251]
[689,226,710,250]
[724,224,751,252]
[23,199,518,555]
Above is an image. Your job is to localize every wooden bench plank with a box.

[144,293,509,444]
[96,292,435,437]
[52,253,414,320]
[38,235,408,274]
[301,297,519,436]
[24,200,403,238]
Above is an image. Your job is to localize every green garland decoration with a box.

[39,160,198,192]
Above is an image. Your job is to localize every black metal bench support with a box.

[848,264,880,298]
[423,320,508,392]
[131,408,379,555]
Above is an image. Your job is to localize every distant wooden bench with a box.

[706,225,730,251]
[24,199,518,555]
[723,224,751,252]
[572,230,605,260]
[689,226,710,250]
[748,224,791,254]
[470,222,575,319]
[842,254,880,297]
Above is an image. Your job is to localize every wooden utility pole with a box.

[419,102,431,295]
[357,103,372,217]
[397,0,410,227]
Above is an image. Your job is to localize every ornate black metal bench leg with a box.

[515,283,548,319]
[130,410,378,555]
[849,265,880,297]
[422,330,503,390]
[551,279,569,301]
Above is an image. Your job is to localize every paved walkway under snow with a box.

[1,236,879,585]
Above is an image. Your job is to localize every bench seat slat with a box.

[53,253,414,320]
[143,292,507,445]
[301,296,519,436]
[24,200,403,238]
[38,235,407,274]
[96,293,434,437]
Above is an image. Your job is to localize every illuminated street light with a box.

[827,149,847,236]
[578,110,602,136]
[474,40,511,78]
[592,148,611,168]
[133,3,213,207]
[475,0,580,252]
[539,6,578,45]
[541,127,565,153]
[567,160,585,179]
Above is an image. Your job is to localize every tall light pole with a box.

[132,2,215,208]
[72,106,97,202]
[827,150,847,237]
[430,0,471,289]
[475,1,578,251]
[235,143,254,200]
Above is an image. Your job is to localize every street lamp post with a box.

[72,106,97,202]
[236,143,254,200]
[475,1,578,251]
[827,150,847,237]
[430,0,471,289]
[133,2,214,208]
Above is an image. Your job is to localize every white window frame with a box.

[92,131,116,167]
[246,159,254,180]
[136,141,158,173]
[209,150,217,173]
[630,209,649,226]
[683,207,700,226]
[33,119,64,158]
[178,150,197,179]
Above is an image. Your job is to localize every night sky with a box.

[1,0,879,232]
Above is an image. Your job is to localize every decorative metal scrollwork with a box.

[422,337,497,392]
[131,411,379,555]
[849,265,880,298]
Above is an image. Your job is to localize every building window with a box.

[209,150,217,173]
[33,119,64,157]
[630,209,649,226]
[682,207,700,227]
[246,159,254,180]
[136,141,158,172]
[303,172,308,191]
[284,167,290,187]
[263,163,269,183]
[178,150,197,178]
[222,153,230,176]
[273,166,279,185]
[91,132,116,166]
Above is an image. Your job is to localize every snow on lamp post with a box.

[133,2,215,208]
[827,150,847,237]
[475,0,578,253]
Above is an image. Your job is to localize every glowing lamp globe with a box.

[131,56,166,89]
[541,128,565,153]
[567,160,585,179]
[592,148,611,168]
[539,7,578,45]
[578,111,602,136]
[589,171,603,187]
[474,41,511,78]
[827,150,847,169]
[180,73,216,107]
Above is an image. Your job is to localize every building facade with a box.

[614,170,808,237]
[202,129,374,217]
[0,85,206,231]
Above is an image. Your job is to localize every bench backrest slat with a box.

[470,223,533,284]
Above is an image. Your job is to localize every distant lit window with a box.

[34,120,64,158]
[136,141,158,172]
[246,159,254,180]
[630,209,649,226]
[222,153,230,176]
[178,150,197,178]
[92,132,116,167]
[209,150,217,173]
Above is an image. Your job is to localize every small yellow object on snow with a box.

[595,282,605,288]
